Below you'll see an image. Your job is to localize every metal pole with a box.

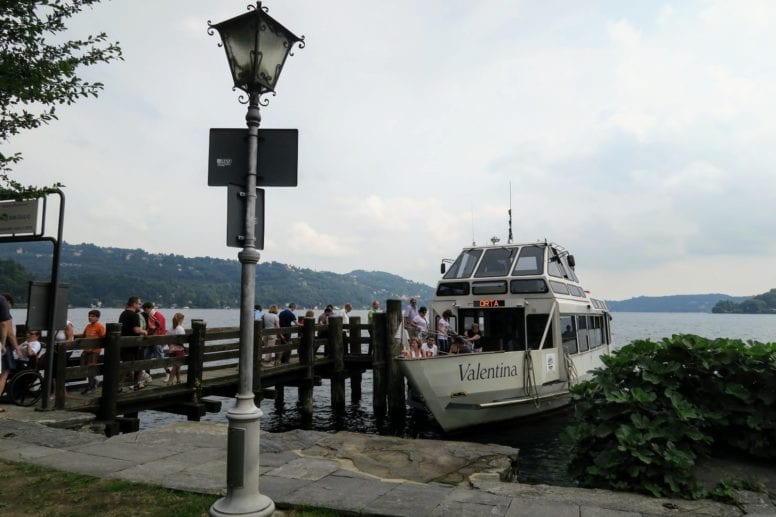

[42,189,65,410]
[210,92,274,517]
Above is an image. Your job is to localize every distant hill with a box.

[711,288,776,314]
[607,293,751,313]
[0,242,435,309]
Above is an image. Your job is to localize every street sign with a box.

[27,281,70,330]
[0,199,39,236]
[208,128,298,187]
[226,185,265,249]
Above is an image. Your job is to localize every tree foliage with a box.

[0,0,122,198]
[0,241,435,308]
[562,335,776,499]
[712,288,776,314]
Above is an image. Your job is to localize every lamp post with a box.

[208,4,302,516]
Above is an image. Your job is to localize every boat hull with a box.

[398,348,605,432]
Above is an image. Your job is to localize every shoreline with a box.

[1,404,772,516]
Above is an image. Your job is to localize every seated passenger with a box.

[449,336,471,354]
[13,330,41,367]
[466,323,482,351]
[421,336,438,357]
[403,337,424,359]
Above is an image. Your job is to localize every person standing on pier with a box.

[262,305,280,364]
[0,293,15,408]
[79,310,106,394]
[119,296,148,389]
[142,302,167,382]
[368,300,380,326]
[168,313,186,385]
[278,303,297,364]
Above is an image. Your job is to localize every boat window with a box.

[550,281,569,294]
[457,307,524,352]
[590,316,602,348]
[560,255,579,283]
[510,279,548,294]
[526,314,552,350]
[560,315,578,355]
[577,315,590,352]
[474,247,519,278]
[472,280,507,295]
[548,248,568,278]
[436,282,470,296]
[443,249,482,279]
[512,246,544,276]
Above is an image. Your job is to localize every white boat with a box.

[397,239,612,432]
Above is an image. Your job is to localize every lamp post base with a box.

[209,394,274,517]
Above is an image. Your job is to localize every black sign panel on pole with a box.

[226,185,265,249]
[208,128,298,187]
[27,281,69,330]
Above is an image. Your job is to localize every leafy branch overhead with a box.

[0,0,122,197]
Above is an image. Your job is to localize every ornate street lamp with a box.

[208,3,302,516]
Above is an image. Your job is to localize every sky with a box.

[6,0,776,301]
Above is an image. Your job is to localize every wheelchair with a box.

[4,355,44,407]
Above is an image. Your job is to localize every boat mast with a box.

[471,202,476,246]
[507,181,514,244]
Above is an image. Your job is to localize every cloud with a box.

[7,0,776,300]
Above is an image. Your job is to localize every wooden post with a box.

[386,299,405,422]
[54,341,67,409]
[100,324,121,435]
[187,320,206,391]
[349,316,362,403]
[329,316,345,413]
[298,317,315,424]
[372,312,387,420]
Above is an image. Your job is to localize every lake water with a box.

[47,308,776,484]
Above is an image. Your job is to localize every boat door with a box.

[456,307,525,352]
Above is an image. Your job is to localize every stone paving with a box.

[0,404,772,516]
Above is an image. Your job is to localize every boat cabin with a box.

[431,241,612,356]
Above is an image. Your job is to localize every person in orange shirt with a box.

[80,309,106,394]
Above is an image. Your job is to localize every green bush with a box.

[562,334,776,498]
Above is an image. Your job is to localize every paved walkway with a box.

[0,405,772,516]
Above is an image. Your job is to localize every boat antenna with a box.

[471,202,476,246]
[507,181,514,244]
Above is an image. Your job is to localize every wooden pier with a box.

[44,300,408,435]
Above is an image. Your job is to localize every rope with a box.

[522,350,540,406]
[563,348,578,387]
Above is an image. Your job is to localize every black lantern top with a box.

[210,2,302,95]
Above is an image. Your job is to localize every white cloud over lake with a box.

[7,0,776,300]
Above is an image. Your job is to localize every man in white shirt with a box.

[404,298,420,339]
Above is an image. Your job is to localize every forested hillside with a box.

[607,293,749,313]
[0,242,434,308]
[712,288,776,314]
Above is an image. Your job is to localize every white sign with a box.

[545,352,557,373]
[0,200,39,235]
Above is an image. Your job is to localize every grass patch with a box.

[0,460,341,516]
[0,459,217,517]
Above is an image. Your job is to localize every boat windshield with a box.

[474,247,519,278]
[443,249,482,279]
[512,246,544,276]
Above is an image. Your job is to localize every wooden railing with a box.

[48,314,378,434]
